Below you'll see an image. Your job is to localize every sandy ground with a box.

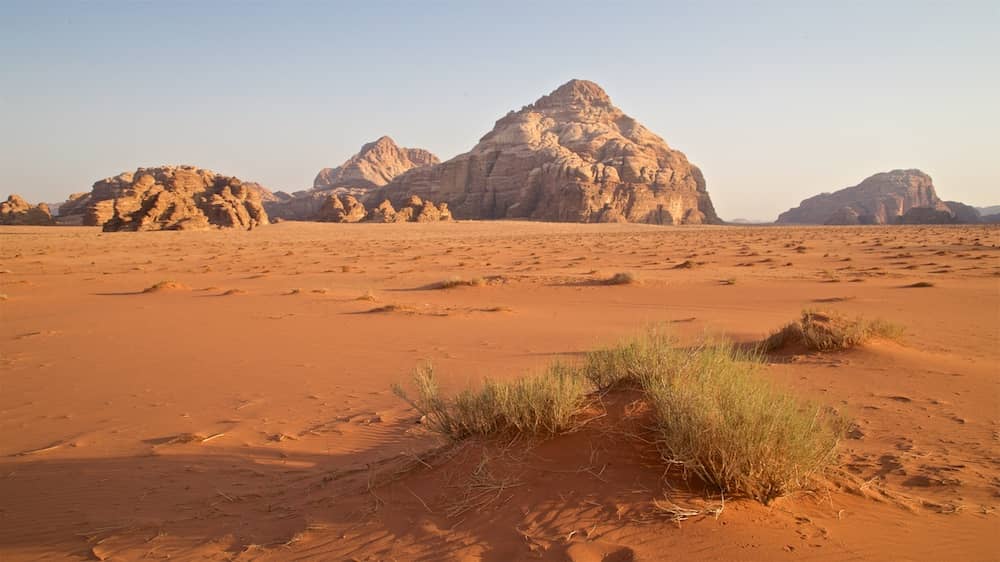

[1,221,998,561]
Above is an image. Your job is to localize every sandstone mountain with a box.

[60,167,272,230]
[374,79,719,224]
[313,136,439,190]
[0,195,55,225]
[776,169,960,225]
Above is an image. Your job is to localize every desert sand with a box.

[1,221,998,561]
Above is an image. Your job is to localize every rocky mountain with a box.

[0,195,55,225]
[374,79,719,224]
[313,136,439,190]
[59,167,273,229]
[776,169,956,225]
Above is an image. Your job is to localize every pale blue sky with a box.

[2,1,997,220]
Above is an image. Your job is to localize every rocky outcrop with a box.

[314,136,439,190]
[897,207,957,224]
[943,201,981,224]
[0,195,55,225]
[365,196,452,223]
[374,79,718,224]
[88,166,269,231]
[60,170,275,228]
[777,170,950,225]
[315,193,367,223]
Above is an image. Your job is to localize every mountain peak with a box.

[360,136,399,154]
[533,79,612,109]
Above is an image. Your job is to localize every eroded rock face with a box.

[365,195,453,223]
[777,170,950,225]
[0,195,55,225]
[57,166,278,230]
[376,79,719,224]
[86,166,269,231]
[314,136,439,190]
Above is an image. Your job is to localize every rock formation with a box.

[896,207,957,224]
[374,79,718,224]
[0,195,55,225]
[777,170,953,225]
[314,136,439,190]
[366,195,453,223]
[943,201,982,224]
[57,166,278,230]
[79,166,270,231]
[315,193,367,223]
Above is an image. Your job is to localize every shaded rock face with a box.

[314,136,439,190]
[88,166,269,231]
[777,170,949,225]
[376,79,718,224]
[0,195,55,225]
[897,207,957,224]
[944,201,981,224]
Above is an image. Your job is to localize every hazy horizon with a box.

[2,1,997,221]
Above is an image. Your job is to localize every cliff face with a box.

[313,136,439,190]
[777,170,949,225]
[377,79,719,224]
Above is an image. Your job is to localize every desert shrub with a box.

[641,342,843,503]
[580,328,677,390]
[393,363,588,440]
[603,272,639,285]
[394,329,845,503]
[763,310,903,352]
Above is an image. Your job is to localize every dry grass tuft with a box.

[430,276,487,290]
[365,304,418,314]
[395,328,845,504]
[143,280,189,293]
[640,341,843,503]
[763,310,904,352]
[393,364,589,440]
[603,272,640,285]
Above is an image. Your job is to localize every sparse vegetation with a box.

[393,363,588,440]
[143,280,189,293]
[763,310,903,352]
[430,276,487,290]
[603,271,639,285]
[640,341,843,503]
[394,328,845,503]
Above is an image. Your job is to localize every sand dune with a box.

[1,222,997,561]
